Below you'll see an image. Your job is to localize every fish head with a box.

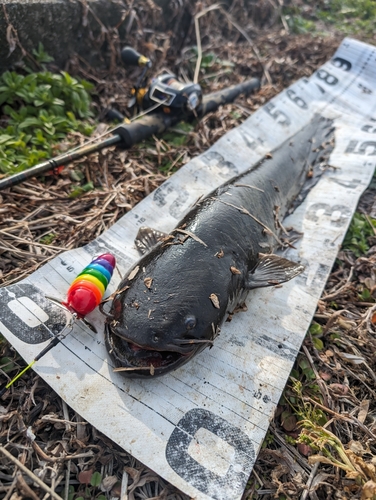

[105,248,224,377]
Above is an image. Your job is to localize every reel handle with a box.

[121,46,151,68]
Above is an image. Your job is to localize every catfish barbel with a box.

[104,115,333,377]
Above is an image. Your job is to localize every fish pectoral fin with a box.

[245,253,304,289]
[135,226,169,255]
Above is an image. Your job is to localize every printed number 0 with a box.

[166,408,255,499]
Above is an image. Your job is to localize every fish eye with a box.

[152,334,159,343]
[184,315,197,330]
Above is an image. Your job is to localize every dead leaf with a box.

[78,469,93,485]
[230,266,241,275]
[361,480,376,500]
[128,265,140,281]
[358,400,370,424]
[338,352,365,365]
[101,475,118,492]
[319,370,332,381]
[297,443,312,457]
[328,383,349,396]
[6,24,17,56]
[144,277,153,289]
[281,410,297,432]
[215,249,224,258]
[209,293,220,309]
[348,440,367,456]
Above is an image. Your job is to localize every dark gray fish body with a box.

[105,115,333,377]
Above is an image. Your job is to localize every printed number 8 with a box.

[316,69,338,86]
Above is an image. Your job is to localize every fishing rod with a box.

[0,46,260,190]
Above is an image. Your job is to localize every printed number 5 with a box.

[264,103,291,126]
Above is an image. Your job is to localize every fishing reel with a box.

[143,74,202,114]
[110,46,202,120]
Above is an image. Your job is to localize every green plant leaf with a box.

[312,337,324,351]
[90,471,102,487]
[18,117,42,129]
[0,357,15,373]
[309,322,323,336]
[69,182,94,198]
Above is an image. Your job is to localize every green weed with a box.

[39,233,56,245]
[309,322,324,351]
[285,14,317,35]
[0,66,94,175]
[68,470,107,500]
[342,212,376,257]
[283,0,376,38]
[185,47,235,81]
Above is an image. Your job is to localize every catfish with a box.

[105,115,333,377]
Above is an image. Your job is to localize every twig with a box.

[40,415,88,427]
[193,4,222,84]
[219,7,272,85]
[171,228,207,247]
[234,183,264,192]
[0,230,68,251]
[64,460,71,500]
[0,446,63,500]
[303,396,376,441]
[364,213,376,236]
[61,399,72,433]
[302,345,332,409]
[121,468,129,500]
[270,424,312,473]
[322,267,354,301]
[300,462,320,500]
[17,470,40,500]
[3,475,17,500]
[252,466,264,488]
[218,199,284,246]
[346,366,376,399]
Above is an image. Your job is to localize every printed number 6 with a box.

[286,89,308,109]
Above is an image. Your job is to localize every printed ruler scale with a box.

[1,37,376,500]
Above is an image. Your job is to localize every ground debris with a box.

[0,2,371,499]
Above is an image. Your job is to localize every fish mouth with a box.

[105,323,202,378]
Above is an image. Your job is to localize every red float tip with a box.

[96,253,116,268]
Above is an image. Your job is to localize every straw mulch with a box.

[1,1,375,499]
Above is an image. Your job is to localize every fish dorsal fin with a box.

[135,226,169,255]
[246,253,304,289]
